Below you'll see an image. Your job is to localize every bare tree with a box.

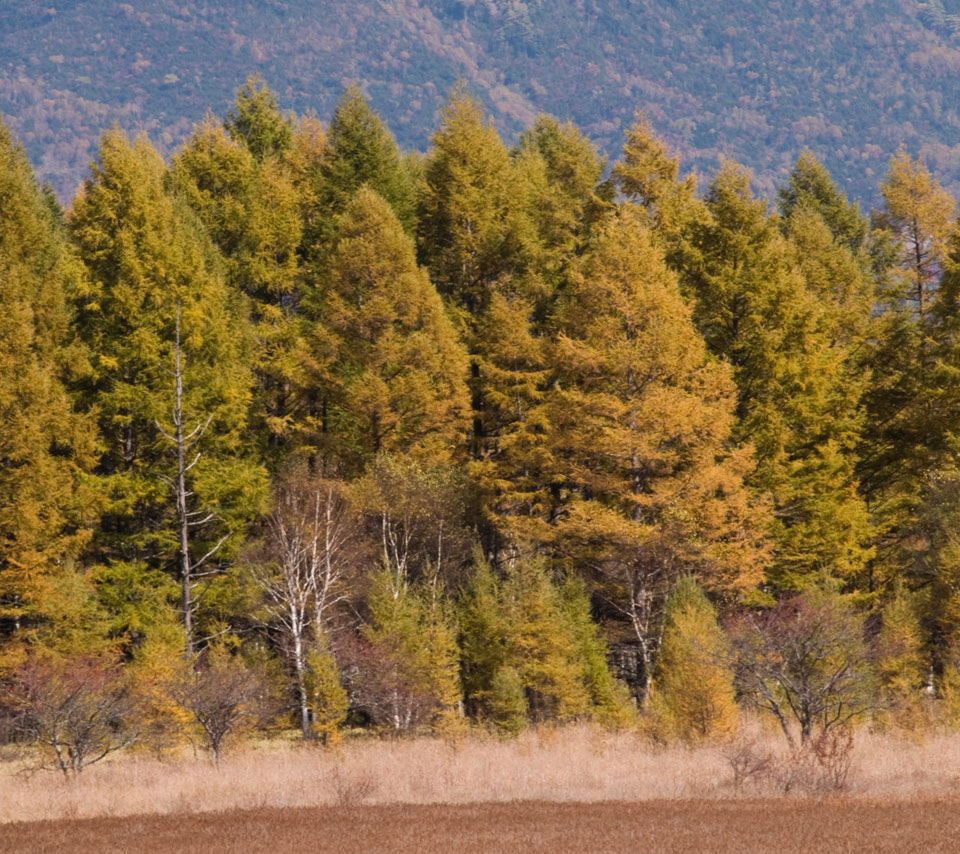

[250,472,357,738]
[167,652,270,765]
[352,455,469,591]
[156,303,229,654]
[0,654,139,777]
[728,593,878,747]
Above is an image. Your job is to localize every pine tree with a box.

[649,577,737,743]
[0,118,100,651]
[69,129,267,653]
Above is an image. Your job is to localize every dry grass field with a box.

[3,725,960,851]
[1,724,960,823]
[4,799,960,854]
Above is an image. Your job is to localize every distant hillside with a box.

[3,0,960,203]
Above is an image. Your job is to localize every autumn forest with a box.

[2,75,958,771]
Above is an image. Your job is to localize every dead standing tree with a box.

[250,473,357,738]
[156,303,229,654]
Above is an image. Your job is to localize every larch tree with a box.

[682,162,870,592]
[313,187,470,472]
[516,114,612,282]
[540,207,769,701]
[173,112,308,463]
[318,86,417,240]
[649,576,738,743]
[417,90,551,554]
[224,74,294,162]
[458,555,632,729]
[858,151,958,584]
[69,129,267,655]
[612,112,707,267]
[0,119,101,655]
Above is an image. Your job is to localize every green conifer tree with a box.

[459,555,633,727]
[0,119,101,653]
[311,187,470,471]
[320,86,416,236]
[69,130,267,653]
[362,569,462,731]
[648,577,738,743]
[224,75,294,162]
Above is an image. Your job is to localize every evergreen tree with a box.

[0,119,101,652]
[858,151,958,582]
[320,86,416,237]
[778,151,869,252]
[458,555,631,726]
[69,129,267,653]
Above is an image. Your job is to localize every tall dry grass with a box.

[2,723,960,823]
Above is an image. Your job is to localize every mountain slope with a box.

[2,0,958,202]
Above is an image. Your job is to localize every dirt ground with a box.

[3,798,960,854]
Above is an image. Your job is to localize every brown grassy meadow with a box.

[3,725,960,851]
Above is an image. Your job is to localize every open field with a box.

[4,799,960,854]
[2,725,960,824]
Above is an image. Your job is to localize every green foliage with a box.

[875,584,928,730]
[0,117,100,648]
[459,556,633,728]
[320,86,417,237]
[68,129,268,650]
[8,73,960,746]
[225,75,294,162]
[648,577,737,743]
[362,569,462,730]
[305,639,348,743]
[489,665,527,736]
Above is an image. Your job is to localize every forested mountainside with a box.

[3,0,960,202]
